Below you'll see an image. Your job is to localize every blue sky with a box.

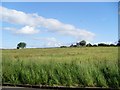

[1,0,119,2]
[1,2,118,48]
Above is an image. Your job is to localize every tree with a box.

[60,46,67,48]
[86,43,92,47]
[17,42,26,49]
[17,46,19,49]
[76,43,80,47]
[70,44,74,47]
[93,44,97,47]
[79,40,86,46]
[109,44,116,47]
[98,43,108,46]
[117,39,120,46]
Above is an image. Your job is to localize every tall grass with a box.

[2,47,120,88]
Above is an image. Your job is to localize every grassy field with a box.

[2,47,120,88]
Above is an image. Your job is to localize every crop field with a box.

[2,47,120,88]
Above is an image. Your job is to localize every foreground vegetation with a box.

[2,47,120,88]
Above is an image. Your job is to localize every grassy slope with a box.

[2,47,120,88]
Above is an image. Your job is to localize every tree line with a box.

[16,39,120,49]
[60,39,120,48]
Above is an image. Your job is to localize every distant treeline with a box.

[60,39,120,48]
[16,39,120,49]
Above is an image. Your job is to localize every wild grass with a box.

[2,47,120,88]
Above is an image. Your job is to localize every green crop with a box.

[2,47,120,88]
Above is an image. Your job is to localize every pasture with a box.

[2,47,120,88]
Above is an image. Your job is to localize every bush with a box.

[60,46,67,48]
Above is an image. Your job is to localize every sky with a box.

[0,2,118,48]
[1,0,119,2]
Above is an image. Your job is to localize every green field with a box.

[2,47,120,88]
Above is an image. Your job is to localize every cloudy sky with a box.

[1,2,118,48]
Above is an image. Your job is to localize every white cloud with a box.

[2,27,16,31]
[16,26,39,34]
[34,37,62,47]
[1,6,95,40]
[98,42,114,44]
[94,41,115,45]
[0,6,37,26]
[2,26,39,35]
